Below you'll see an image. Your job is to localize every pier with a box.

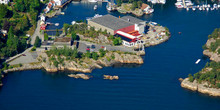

[44,29,63,32]
[54,0,73,9]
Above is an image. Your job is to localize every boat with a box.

[176,5,184,8]
[158,0,166,4]
[195,59,201,64]
[199,6,202,10]
[93,14,102,18]
[206,7,209,11]
[192,6,196,11]
[151,0,157,4]
[94,5,97,10]
[88,0,97,2]
[55,23,59,26]
[60,12,65,15]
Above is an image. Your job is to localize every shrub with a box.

[92,52,99,60]
[188,74,194,82]
[31,46,36,51]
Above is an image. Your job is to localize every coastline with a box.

[180,29,220,97]
[181,78,220,97]
[4,51,143,74]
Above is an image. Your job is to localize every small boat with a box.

[178,32,182,34]
[60,12,65,15]
[176,5,184,8]
[94,5,97,10]
[192,6,196,11]
[207,4,210,8]
[88,0,97,2]
[195,59,201,64]
[93,14,102,18]
[206,7,209,11]
[55,23,59,26]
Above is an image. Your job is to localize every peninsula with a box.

[0,0,170,85]
[180,28,220,97]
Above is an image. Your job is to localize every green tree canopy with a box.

[34,36,41,47]
[44,33,49,41]
[0,4,8,18]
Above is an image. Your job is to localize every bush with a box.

[188,74,194,82]
[217,83,220,88]
[99,49,106,57]
[34,36,41,47]
[31,46,36,51]
[44,33,49,41]
[92,52,99,60]
[202,44,208,50]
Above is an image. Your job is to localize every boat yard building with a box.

[87,14,146,47]
[87,14,146,35]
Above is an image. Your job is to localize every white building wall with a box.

[0,0,9,4]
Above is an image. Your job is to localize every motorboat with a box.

[206,7,209,11]
[192,6,196,11]
[94,5,97,10]
[88,0,97,2]
[195,59,201,64]
[55,23,59,26]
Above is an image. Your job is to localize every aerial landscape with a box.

[0,0,220,110]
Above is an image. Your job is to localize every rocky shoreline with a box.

[203,38,220,62]
[116,3,144,17]
[4,51,143,74]
[181,78,220,97]
[144,34,170,47]
[180,29,220,97]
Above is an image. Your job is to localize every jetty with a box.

[54,0,73,9]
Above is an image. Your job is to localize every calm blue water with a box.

[1,1,220,110]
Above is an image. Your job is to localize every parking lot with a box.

[77,41,135,53]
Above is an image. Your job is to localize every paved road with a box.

[77,41,135,53]
[31,20,41,45]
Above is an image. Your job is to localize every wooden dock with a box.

[54,0,73,9]
[44,29,63,32]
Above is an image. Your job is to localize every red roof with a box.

[128,31,141,37]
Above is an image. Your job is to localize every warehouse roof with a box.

[89,14,134,30]
[121,16,145,24]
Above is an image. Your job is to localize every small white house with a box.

[54,0,68,6]
[0,0,10,4]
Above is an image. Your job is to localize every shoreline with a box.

[180,29,220,97]
[180,78,220,97]
[4,51,144,74]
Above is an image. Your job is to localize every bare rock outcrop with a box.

[68,74,90,80]
[181,78,220,97]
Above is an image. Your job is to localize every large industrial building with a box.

[88,14,146,35]
[87,14,146,47]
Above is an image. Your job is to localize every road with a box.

[31,20,41,45]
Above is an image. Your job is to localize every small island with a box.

[180,28,220,97]
[115,0,154,16]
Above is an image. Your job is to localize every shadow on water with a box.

[112,63,142,68]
